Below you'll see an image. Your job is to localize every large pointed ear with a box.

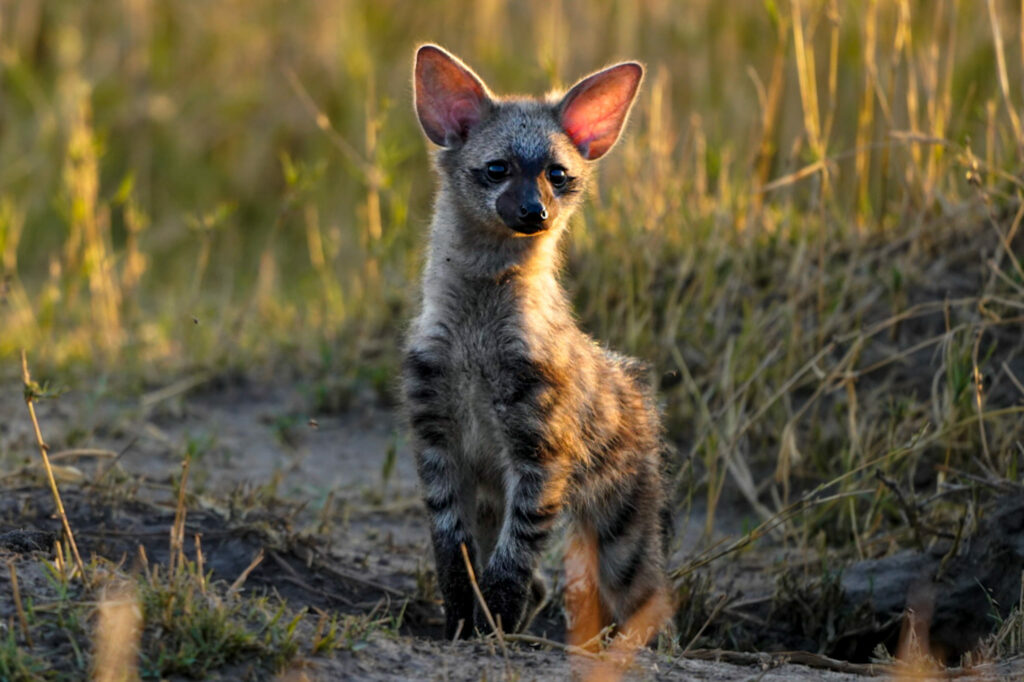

[414,45,492,147]
[558,62,643,160]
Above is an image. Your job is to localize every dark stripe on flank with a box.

[506,367,548,407]
[408,384,439,402]
[614,539,646,589]
[511,522,551,549]
[517,504,558,527]
[659,504,674,558]
[416,450,447,480]
[597,477,640,545]
[507,429,559,464]
[403,350,444,382]
[424,490,457,514]
[411,411,450,447]
[585,433,623,479]
[503,357,563,406]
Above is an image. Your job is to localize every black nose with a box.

[518,200,548,224]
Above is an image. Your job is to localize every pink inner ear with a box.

[560,63,642,160]
[446,98,483,137]
[415,47,489,146]
[562,91,625,155]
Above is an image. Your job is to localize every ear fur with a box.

[414,44,492,147]
[558,62,643,160]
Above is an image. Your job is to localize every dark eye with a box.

[485,161,509,182]
[547,166,568,188]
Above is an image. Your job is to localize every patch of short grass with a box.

[0,628,51,682]
[136,563,303,678]
[0,514,362,681]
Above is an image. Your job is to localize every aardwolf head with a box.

[414,44,643,239]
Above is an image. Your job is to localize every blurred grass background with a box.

[2,1,1023,553]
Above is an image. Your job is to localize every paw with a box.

[442,589,476,640]
[475,571,528,635]
[444,613,473,641]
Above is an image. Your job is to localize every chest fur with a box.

[407,278,538,462]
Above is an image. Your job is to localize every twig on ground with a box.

[48,449,118,461]
[194,533,207,595]
[972,327,995,473]
[269,550,354,606]
[682,648,885,676]
[140,371,211,409]
[459,541,510,665]
[8,560,33,647]
[308,555,406,598]
[227,548,265,597]
[91,435,140,486]
[21,349,86,580]
[170,457,191,574]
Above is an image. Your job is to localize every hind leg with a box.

[594,466,673,645]
[564,526,610,652]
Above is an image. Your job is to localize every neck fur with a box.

[424,193,564,285]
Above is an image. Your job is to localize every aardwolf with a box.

[403,44,672,644]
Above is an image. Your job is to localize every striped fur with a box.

[404,44,672,642]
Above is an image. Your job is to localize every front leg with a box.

[404,348,477,639]
[417,445,478,640]
[475,460,564,634]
